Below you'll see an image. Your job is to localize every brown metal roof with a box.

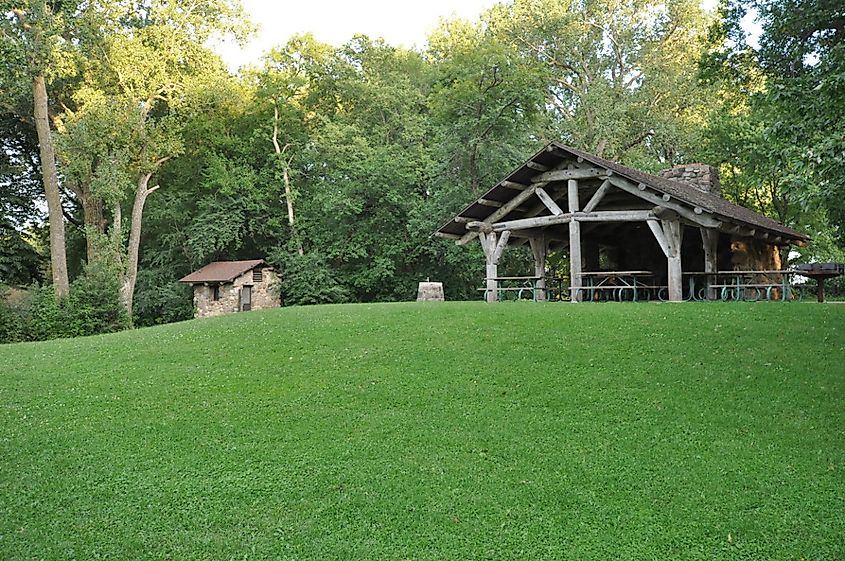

[436,142,809,244]
[179,260,266,284]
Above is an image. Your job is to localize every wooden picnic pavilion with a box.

[436,143,809,302]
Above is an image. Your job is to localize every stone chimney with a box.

[659,163,721,196]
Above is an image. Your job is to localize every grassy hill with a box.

[1,302,843,560]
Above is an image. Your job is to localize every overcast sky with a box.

[213,0,499,70]
[213,0,730,71]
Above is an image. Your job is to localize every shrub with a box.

[0,259,129,344]
[65,259,130,336]
[132,268,194,327]
[0,286,29,343]
[269,251,350,306]
[27,286,68,340]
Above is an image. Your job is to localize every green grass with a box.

[1,302,843,560]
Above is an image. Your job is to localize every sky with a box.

[214,0,499,71]
[214,0,734,72]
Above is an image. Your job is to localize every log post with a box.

[529,236,548,301]
[568,178,582,302]
[700,228,719,300]
[479,230,511,303]
[479,231,498,302]
[662,219,683,301]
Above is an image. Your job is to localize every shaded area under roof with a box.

[179,260,266,284]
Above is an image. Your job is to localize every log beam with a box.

[493,230,511,263]
[457,184,545,245]
[478,230,512,303]
[479,232,498,303]
[582,179,612,213]
[647,220,671,258]
[607,176,721,228]
[568,178,582,302]
[529,236,548,301]
[500,180,529,190]
[535,187,564,215]
[662,218,683,302]
[477,198,504,208]
[483,210,654,233]
[526,161,550,172]
[532,168,604,183]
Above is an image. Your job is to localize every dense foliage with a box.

[0,258,128,342]
[1,0,843,337]
[701,0,845,261]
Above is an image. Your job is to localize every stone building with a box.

[179,260,280,318]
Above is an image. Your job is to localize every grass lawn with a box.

[1,301,843,560]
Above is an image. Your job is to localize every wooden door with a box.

[240,285,252,311]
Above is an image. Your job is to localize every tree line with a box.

[1,0,842,340]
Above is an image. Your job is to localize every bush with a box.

[0,286,29,343]
[64,259,130,336]
[269,251,350,306]
[0,260,129,344]
[132,268,194,327]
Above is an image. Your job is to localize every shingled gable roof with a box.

[179,260,266,284]
[436,142,809,244]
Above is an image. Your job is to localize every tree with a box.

[0,113,47,285]
[0,0,76,296]
[701,0,845,257]
[427,16,546,197]
[490,0,718,168]
[254,35,336,257]
[53,0,250,320]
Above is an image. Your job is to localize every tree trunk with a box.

[112,200,123,271]
[272,104,304,256]
[33,74,69,298]
[281,164,303,256]
[121,172,157,323]
[79,184,106,263]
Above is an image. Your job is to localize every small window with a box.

[211,285,220,301]
[252,268,263,283]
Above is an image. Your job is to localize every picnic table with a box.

[578,271,662,302]
[691,270,795,301]
[480,276,543,301]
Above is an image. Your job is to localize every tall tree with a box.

[701,0,845,256]
[490,0,718,168]
[254,35,335,257]
[54,0,250,319]
[0,113,46,285]
[1,1,74,296]
[427,16,546,197]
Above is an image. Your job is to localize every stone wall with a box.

[659,163,721,196]
[248,269,281,310]
[193,267,280,318]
